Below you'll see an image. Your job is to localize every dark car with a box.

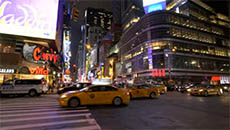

[165,84,175,91]
[220,84,230,92]
[57,82,91,95]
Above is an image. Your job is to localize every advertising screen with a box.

[143,0,166,6]
[143,0,166,14]
[0,0,59,40]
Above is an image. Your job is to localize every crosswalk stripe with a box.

[0,113,92,123]
[1,109,90,118]
[69,124,101,130]
[0,118,99,130]
[0,104,60,109]
[0,102,59,106]
[1,104,59,108]
[0,107,88,114]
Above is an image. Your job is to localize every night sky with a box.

[202,0,230,16]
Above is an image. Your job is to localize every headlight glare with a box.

[199,89,203,92]
[61,94,67,98]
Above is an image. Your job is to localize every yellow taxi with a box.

[59,85,130,107]
[150,84,167,94]
[128,84,159,99]
[189,84,223,96]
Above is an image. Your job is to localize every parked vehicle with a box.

[59,85,130,108]
[0,79,45,97]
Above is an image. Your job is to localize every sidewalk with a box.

[46,88,58,95]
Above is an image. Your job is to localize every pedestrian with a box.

[51,81,55,93]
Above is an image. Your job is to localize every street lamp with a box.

[86,44,92,50]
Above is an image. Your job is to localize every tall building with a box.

[116,0,230,83]
[107,0,145,80]
[121,0,145,33]
[79,7,112,80]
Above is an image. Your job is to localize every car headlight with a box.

[187,89,191,92]
[60,94,67,98]
[59,88,64,91]
[199,89,203,92]
[220,89,223,94]
[224,87,227,90]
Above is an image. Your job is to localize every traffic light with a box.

[71,8,79,22]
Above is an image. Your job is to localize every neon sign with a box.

[29,67,49,75]
[0,68,15,73]
[152,69,166,77]
[33,47,58,64]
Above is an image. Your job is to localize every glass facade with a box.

[118,11,230,78]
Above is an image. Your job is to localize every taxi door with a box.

[101,86,118,104]
[212,85,219,95]
[86,86,105,105]
[140,85,151,97]
[136,85,149,97]
[131,86,140,98]
[207,85,216,95]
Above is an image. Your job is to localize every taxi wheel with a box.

[68,98,80,108]
[113,97,122,106]
[150,92,156,99]
[204,91,208,97]
[29,90,37,97]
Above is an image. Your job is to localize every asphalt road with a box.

[0,92,229,130]
[89,91,230,130]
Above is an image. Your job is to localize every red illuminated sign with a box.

[33,47,58,64]
[29,67,49,75]
[211,76,220,81]
[152,69,165,77]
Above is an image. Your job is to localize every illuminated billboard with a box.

[0,0,59,40]
[143,0,166,14]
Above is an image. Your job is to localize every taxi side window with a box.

[137,85,142,89]
[104,86,117,91]
[208,85,215,88]
[88,86,101,92]
[143,85,150,89]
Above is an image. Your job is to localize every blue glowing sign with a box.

[143,0,166,14]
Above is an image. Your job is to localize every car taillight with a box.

[42,81,45,85]
[126,92,130,95]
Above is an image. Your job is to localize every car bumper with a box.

[190,91,204,95]
[58,97,69,107]
[122,95,130,104]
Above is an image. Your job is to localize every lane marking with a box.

[1,119,99,130]
[69,124,102,130]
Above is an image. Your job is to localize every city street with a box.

[0,92,229,130]
[0,95,101,130]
